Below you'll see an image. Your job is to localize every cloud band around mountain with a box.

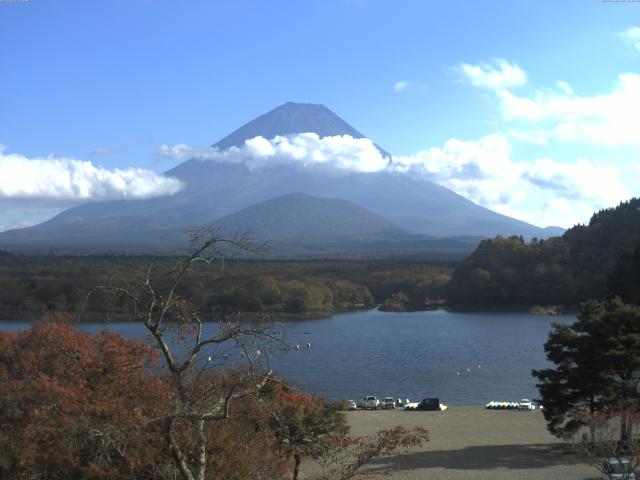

[0,146,183,202]
[160,133,390,173]
[158,132,627,228]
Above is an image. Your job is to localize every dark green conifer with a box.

[533,299,640,440]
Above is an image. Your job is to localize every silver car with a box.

[383,397,396,409]
[364,396,380,410]
[518,399,536,411]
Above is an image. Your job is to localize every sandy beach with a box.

[303,406,599,480]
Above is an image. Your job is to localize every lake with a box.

[0,309,573,405]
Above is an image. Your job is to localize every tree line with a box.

[524,200,640,478]
[446,198,640,309]
[438,198,640,477]
[0,252,452,320]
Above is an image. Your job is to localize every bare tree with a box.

[84,227,287,480]
[572,406,640,480]
[79,228,432,480]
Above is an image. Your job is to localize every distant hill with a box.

[198,193,481,258]
[213,192,404,240]
[446,198,640,309]
[0,102,562,254]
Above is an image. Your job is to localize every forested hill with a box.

[446,198,640,309]
[0,253,452,320]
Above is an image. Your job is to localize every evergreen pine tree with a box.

[533,299,640,440]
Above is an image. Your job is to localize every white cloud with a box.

[0,145,183,202]
[391,135,628,227]
[620,26,640,52]
[496,73,640,145]
[496,88,544,120]
[160,133,627,227]
[245,136,277,157]
[456,58,640,145]
[556,81,574,95]
[394,81,409,92]
[457,58,527,89]
[158,143,193,161]
[159,133,390,173]
[393,134,527,213]
[393,80,428,92]
[524,157,624,205]
[506,129,549,145]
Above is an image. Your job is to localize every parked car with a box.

[364,396,380,410]
[404,402,419,411]
[405,397,447,411]
[602,457,636,479]
[518,399,536,411]
[347,400,357,410]
[383,397,396,409]
[417,398,440,411]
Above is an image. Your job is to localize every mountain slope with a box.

[212,192,404,240]
[211,101,390,157]
[0,102,562,253]
[208,193,479,258]
[166,160,555,238]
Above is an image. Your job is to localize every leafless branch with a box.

[79,227,286,480]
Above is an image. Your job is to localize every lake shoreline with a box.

[0,307,362,324]
[0,303,575,324]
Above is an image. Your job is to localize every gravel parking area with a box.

[303,406,599,479]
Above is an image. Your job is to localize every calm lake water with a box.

[0,309,573,405]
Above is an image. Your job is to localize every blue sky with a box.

[1,0,640,231]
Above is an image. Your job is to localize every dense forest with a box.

[4,198,639,318]
[0,252,452,320]
[446,198,640,309]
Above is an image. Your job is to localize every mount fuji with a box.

[0,102,563,256]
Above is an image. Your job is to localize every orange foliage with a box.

[0,316,292,480]
[277,390,316,406]
[0,317,428,480]
[0,315,170,479]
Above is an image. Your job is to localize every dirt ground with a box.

[302,406,600,480]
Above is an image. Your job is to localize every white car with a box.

[382,397,396,409]
[347,400,357,410]
[364,395,380,410]
[518,399,536,411]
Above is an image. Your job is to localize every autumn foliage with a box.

[0,316,293,480]
[0,316,429,479]
[0,314,169,479]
